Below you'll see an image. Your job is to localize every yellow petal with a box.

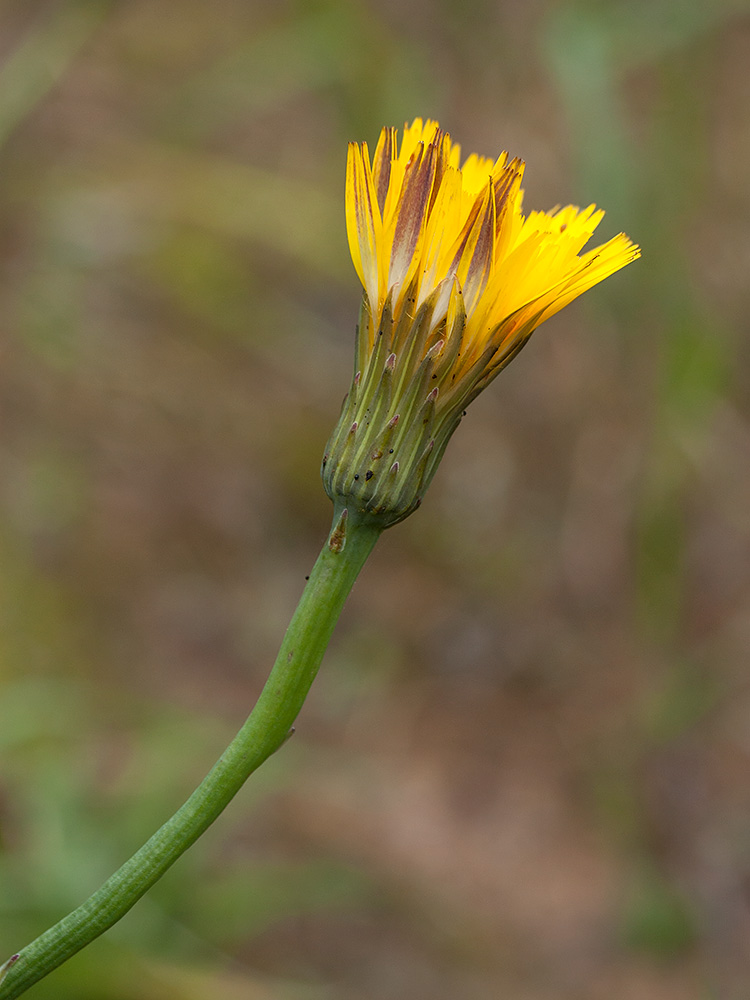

[387,141,438,296]
[372,126,395,215]
[534,234,641,323]
[455,180,496,317]
[346,141,382,309]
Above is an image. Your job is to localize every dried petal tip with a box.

[326,118,638,527]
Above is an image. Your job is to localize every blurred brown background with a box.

[1,1,749,998]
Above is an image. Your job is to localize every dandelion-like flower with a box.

[323,118,639,527]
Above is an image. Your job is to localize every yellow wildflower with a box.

[323,118,639,527]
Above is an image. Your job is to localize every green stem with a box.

[0,507,381,999]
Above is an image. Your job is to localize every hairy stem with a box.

[0,507,380,999]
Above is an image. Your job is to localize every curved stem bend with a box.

[0,507,381,999]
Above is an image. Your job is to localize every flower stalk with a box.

[0,510,381,999]
[0,958,19,989]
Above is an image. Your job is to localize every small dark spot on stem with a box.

[305,575,310,580]
[389,448,394,453]
[365,470,373,481]
[354,473,360,480]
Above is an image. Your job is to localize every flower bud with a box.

[323,119,639,527]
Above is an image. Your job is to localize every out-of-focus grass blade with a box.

[67,141,346,277]
[0,1,112,151]
[551,0,750,71]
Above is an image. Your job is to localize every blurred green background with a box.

[1,1,749,997]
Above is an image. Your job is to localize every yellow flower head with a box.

[324,118,639,527]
